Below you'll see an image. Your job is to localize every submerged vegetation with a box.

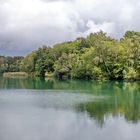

[1,30,140,80]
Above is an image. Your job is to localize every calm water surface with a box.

[0,77,140,140]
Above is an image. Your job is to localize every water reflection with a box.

[0,77,140,140]
[76,92,140,127]
[75,82,140,126]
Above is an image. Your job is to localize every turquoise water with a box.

[0,77,140,140]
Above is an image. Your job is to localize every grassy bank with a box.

[3,72,28,78]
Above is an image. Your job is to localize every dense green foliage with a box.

[20,31,140,80]
[0,56,24,73]
[1,31,140,80]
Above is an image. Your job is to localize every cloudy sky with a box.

[0,0,140,56]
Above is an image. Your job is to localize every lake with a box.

[0,77,140,140]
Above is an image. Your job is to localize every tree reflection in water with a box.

[76,82,140,127]
[0,77,140,127]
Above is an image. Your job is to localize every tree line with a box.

[0,56,24,73]
[1,30,140,80]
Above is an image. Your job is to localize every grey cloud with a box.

[0,0,140,55]
[41,0,74,2]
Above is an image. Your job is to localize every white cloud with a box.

[86,20,115,35]
[0,0,140,55]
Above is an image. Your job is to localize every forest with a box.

[1,30,140,80]
[0,56,23,73]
